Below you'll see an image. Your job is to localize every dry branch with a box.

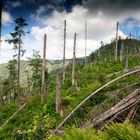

[0,103,26,128]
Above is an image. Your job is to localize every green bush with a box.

[49,126,97,140]
[99,123,140,140]
[49,123,140,140]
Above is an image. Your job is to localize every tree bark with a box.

[56,74,63,116]
[120,40,124,62]
[63,20,66,82]
[115,22,119,61]
[92,89,140,126]
[72,33,76,87]
[41,34,47,102]
[125,55,128,69]
[124,105,137,123]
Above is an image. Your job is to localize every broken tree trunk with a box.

[63,20,66,82]
[125,55,128,69]
[91,89,140,126]
[56,74,64,117]
[124,105,137,123]
[120,40,124,62]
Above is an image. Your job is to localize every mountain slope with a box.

[0,39,140,139]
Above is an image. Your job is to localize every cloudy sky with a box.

[1,0,140,63]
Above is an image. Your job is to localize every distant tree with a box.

[6,59,18,100]
[1,78,9,103]
[25,70,31,93]
[28,50,42,94]
[7,17,28,97]
[1,59,18,104]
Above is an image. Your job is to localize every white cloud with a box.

[30,25,99,60]
[0,36,14,64]
[2,11,13,25]
[28,4,128,61]
[1,1,140,63]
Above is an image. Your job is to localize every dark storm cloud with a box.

[30,0,83,12]
[3,0,83,13]
[2,0,82,23]
[83,0,140,15]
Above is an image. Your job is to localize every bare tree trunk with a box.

[124,105,137,123]
[56,74,63,116]
[120,40,124,62]
[85,21,87,68]
[125,55,128,69]
[92,89,140,126]
[63,20,66,82]
[115,22,119,61]
[41,34,47,102]
[72,33,76,87]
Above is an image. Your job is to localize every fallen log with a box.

[91,89,140,126]
[124,105,137,123]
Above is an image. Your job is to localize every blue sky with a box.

[1,0,140,63]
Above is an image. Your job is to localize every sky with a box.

[1,0,140,64]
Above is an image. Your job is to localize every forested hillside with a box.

[0,38,140,139]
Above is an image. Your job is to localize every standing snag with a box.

[115,22,119,61]
[41,34,47,102]
[63,20,66,82]
[85,21,87,68]
[56,74,63,116]
[72,33,76,88]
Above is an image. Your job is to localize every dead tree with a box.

[41,34,47,102]
[120,40,124,62]
[125,55,128,69]
[98,41,102,59]
[56,74,63,116]
[63,20,66,82]
[115,22,119,61]
[85,21,87,67]
[91,89,140,126]
[124,105,137,123]
[72,33,76,88]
